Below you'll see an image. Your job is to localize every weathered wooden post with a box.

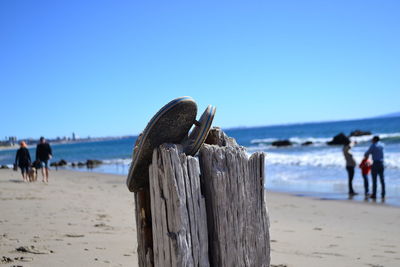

[149,144,209,267]
[134,189,153,266]
[199,128,270,267]
[143,127,270,267]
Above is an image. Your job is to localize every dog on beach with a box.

[28,160,41,182]
[28,167,37,182]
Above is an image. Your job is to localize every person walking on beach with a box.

[36,137,52,183]
[343,139,357,195]
[15,141,31,182]
[359,156,372,197]
[365,136,385,199]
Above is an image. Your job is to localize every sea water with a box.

[2,116,399,205]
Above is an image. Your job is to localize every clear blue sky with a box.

[1,0,399,139]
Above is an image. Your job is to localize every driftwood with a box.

[149,144,209,267]
[134,190,153,267]
[199,134,270,266]
[134,128,270,267]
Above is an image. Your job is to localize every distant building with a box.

[72,132,76,141]
[9,136,17,146]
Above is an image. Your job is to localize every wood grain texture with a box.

[134,190,154,267]
[139,128,270,267]
[199,140,270,267]
[149,144,209,267]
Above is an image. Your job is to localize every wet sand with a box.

[1,169,399,266]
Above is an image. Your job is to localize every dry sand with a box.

[1,169,399,267]
[0,169,138,267]
[267,192,400,267]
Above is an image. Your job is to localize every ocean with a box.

[2,116,400,205]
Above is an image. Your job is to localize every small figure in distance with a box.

[359,156,372,198]
[15,141,31,182]
[364,136,385,200]
[343,138,358,196]
[36,137,53,183]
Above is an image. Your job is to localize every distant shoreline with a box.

[0,136,135,151]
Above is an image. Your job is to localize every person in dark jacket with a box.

[15,141,31,182]
[365,136,385,199]
[36,136,52,183]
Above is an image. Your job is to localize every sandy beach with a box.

[1,169,399,267]
[0,169,138,267]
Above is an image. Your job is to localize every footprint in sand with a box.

[96,214,109,221]
[381,244,396,248]
[384,250,396,254]
[15,245,52,254]
[312,251,344,257]
[94,223,114,230]
[65,234,85,238]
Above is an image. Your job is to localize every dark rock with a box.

[301,141,313,146]
[1,165,9,169]
[327,133,349,145]
[71,162,76,167]
[350,130,372,137]
[77,162,85,167]
[86,159,102,168]
[271,140,292,147]
[50,160,67,167]
[58,159,67,166]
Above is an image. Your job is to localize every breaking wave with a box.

[250,132,400,147]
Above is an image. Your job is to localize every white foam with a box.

[263,151,400,169]
[102,158,132,165]
[250,132,400,147]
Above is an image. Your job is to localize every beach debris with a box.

[1,256,13,263]
[350,130,372,137]
[93,223,114,230]
[272,140,293,147]
[15,245,49,254]
[14,256,34,262]
[65,234,85,238]
[327,133,349,145]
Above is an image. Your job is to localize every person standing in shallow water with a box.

[15,141,31,182]
[36,137,52,183]
[365,136,385,200]
[343,139,357,196]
